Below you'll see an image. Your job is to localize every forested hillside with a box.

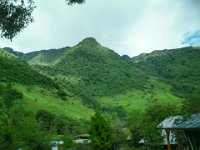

[29,38,147,106]
[23,47,70,66]
[133,46,200,99]
[0,48,57,88]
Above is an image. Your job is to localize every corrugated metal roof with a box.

[139,114,200,145]
[159,116,183,145]
[172,114,200,130]
[159,116,183,128]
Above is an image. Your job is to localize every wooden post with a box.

[166,130,172,150]
[176,131,182,150]
[184,132,195,150]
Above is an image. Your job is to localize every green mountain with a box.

[2,39,200,113]
[1,38,200,149]
[133,46,200,99]
[28,38,146,106]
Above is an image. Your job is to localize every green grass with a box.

[97,78,183,112]
[13,84,94,120]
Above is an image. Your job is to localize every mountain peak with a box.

[3,47,14,52]
[3,47,24,57]
[79,37,100,46]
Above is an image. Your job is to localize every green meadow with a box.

[13,84,94,119]
[97,78,183,112]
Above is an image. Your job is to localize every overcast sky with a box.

[0,0,200,57]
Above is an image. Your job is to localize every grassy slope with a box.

[97,77,182,112]
[13,84,94,119]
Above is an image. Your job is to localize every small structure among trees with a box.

[162,114,200,150]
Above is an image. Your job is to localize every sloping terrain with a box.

[133,46,200,99]
[2,40,200,115]
[23,46,70,66]
[0,48,57,88]
[3,47,24,57]
[0,48,94,119]
[28,38,147,106]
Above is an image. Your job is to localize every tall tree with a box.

[0,0,35,40]
[90,111,114,150]
[140,103,180,150]
[0,0,85,40]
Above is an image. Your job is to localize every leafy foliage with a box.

[10,107,52,150]
[0,84,23,107]
[0,0,35,39]
[90,111,114,150]
[55,116,89,135]
[182,98,200,115]
[134,47,200,100]
[140,103,180,149]
[23,47,69,66]
[0,0,85,39]
[36,109,56,132]
[0,99,52,150]
[0,49,58,88]
[57,89,67,100]
[66,0,85,5]
[35,109,90,136]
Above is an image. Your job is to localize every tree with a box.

[0,0,85,40]
[66,0,85,5]
[140,103,180,150]
[0,98,15,150]
[182,99,200,115]
[108,115,129,150]
[36,109,55,132]
[126,110,143,148]
[0,0,35,40]
[11,107,52,150]
[90,111,114,150]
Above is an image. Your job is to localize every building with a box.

[162,114,200,150]
[139,116,183,149]
[139,114,200,150]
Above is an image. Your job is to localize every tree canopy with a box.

[0,0,85,40]
[90,111,114,150]
[66,0,85,5]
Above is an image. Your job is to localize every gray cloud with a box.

[0,0,200,56]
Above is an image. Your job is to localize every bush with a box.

[36,109,55,132]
